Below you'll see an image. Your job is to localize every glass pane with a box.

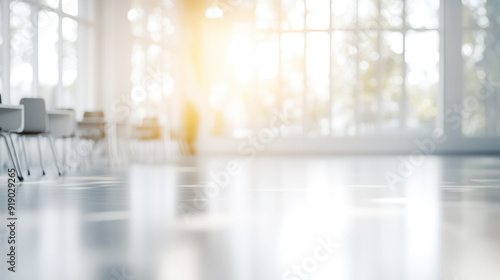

[255,33,280,130]
[38,10,59,109]
[257,33,279,82]
[147,44,162,66]
[331,31,356,136]
[406,0,439,29]
[10,1,34,105]
[463,0,499,28]
[281,32,304,135]
[228,34,254,138]
[62,17,78,108]
[358,0,378,28]
[306,32,330,136]
[40,0,59,9]
[405,31,439,133]
[380,31,403,133]
[162,16,175,42]
[147,8,162,43]
[331,0,356,29]
[130,42,145,87]
[0,3,2,93]
[306,0,329,30]
[281,0,304,30]
[209,34,255,137]
[256,0,279,30]
[462,30,500,137]
[62,0,79,16]
[381,0,403,28]
[129,3,145,37]
[358,31,378,135]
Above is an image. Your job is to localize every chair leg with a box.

[21,137,31,176]
[47,135,63,176]
[2,146,7,170]
[6,134,25,180]
[1,133,23,181]
[37,136,46,176]
[73,137,83,170]
[62,138,66,169]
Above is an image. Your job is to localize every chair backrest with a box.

[20,98,48,133]
[83,111,104,119]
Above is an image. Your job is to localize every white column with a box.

[2,0,10,104]
[442,0,463,139]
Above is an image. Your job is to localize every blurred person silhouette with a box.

[180,98,199,155]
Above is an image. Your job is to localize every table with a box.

[0,105,24,133]
[48,110,75,137]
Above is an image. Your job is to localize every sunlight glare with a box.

[229,37,256,83]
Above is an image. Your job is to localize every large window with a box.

[462,0,500,137]
[0,0,94,116]
[127,0,179,126]
[205,0,440,138]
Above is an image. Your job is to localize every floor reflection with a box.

[1,156,500,279]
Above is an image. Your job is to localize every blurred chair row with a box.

[108,117,191,165]
[0,98,105,181]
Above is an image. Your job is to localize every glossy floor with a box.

[1,155,500,280]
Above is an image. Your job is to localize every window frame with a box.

[199,0,500,153]
[0,0,95,117]
[209,0,442,139]
[294,0,440,137]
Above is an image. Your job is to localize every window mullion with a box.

[355,0,359,135]
[303,0,307,135]
[33,4,39,98]
[437,0,445,136]
[1,0,10,103]
[442,0,463,138]
[21,0,92,25]
[376,0,382,134]
[278,0,282,135]
[78,0,85,116]
[57,6,63,108]
[329,0,333,136]
[401,0,407,134]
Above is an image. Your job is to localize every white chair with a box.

[48,109,77,171]
[77,111,106,165]
[15,98,63,176]
[48,109,76,138]
[0,104,25,181]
